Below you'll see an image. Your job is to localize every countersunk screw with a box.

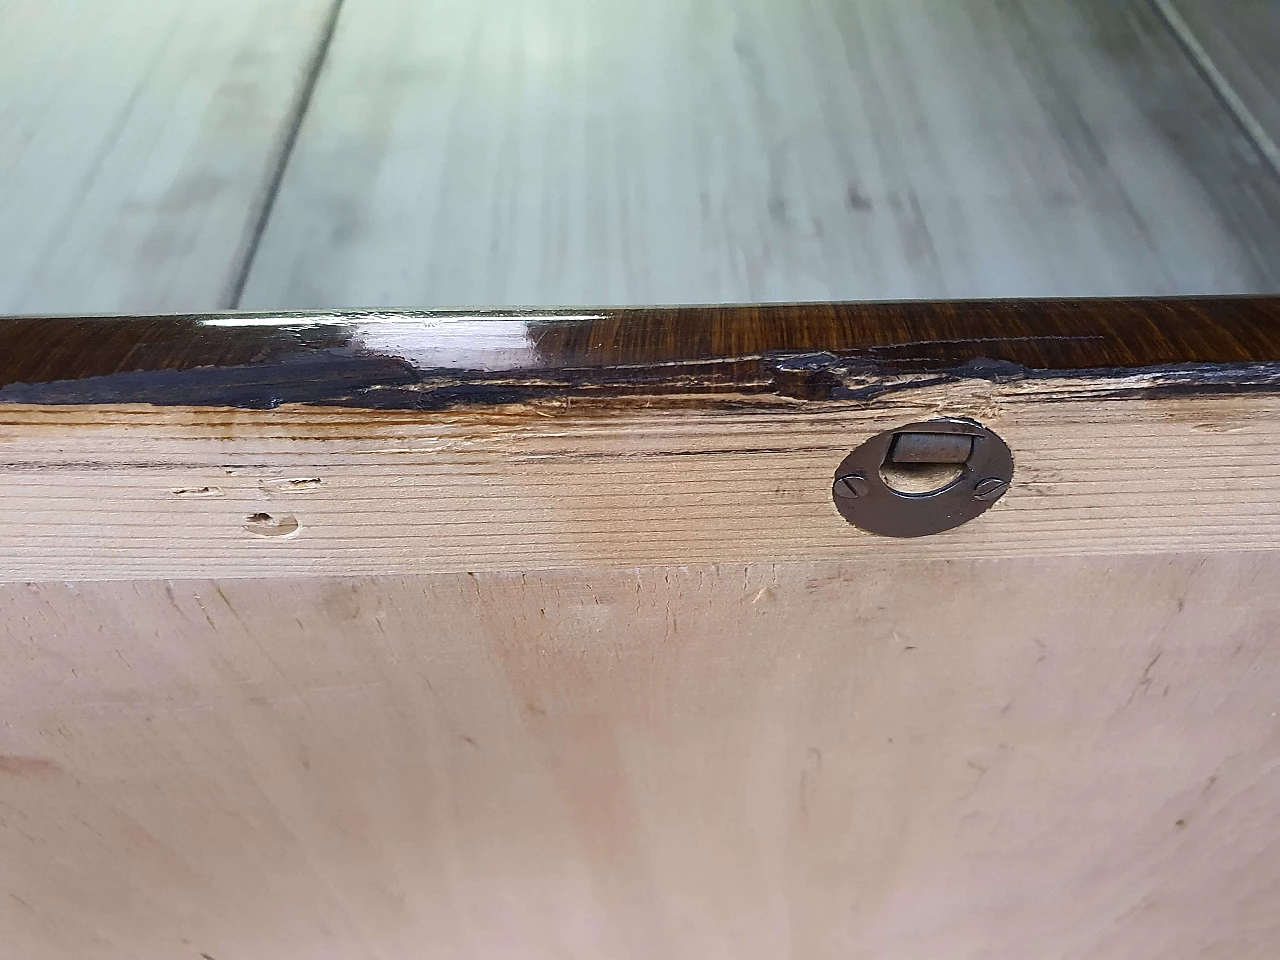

[973,477,1009,501]
[833,474,870,500]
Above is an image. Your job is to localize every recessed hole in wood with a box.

[879,433,972,495]
[244,512,300,538]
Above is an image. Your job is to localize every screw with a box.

[973,477,1009,501]
[833,474,870,499]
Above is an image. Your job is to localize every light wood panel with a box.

[1164,0,1280,175]
[0,0,335,315]
[241,0,1280,309]
[3,554,1279,958]
[4,302,1279,956]
[2,382,1280,581]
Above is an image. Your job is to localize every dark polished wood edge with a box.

[2,297,1279,409]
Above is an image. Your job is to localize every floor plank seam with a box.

[225,0,348,310]
[1148,0,1280,182]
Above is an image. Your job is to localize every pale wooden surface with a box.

[5,1,1280,313]
[2,382,1280,581]
[241,0,1280,309]
[0,0,334,315]
[1168,0,1280,173]
[3,554,1279,958]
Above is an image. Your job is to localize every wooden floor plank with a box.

[240,0,1280,309]
[1163,0,1280,175]
[0,0,336,315]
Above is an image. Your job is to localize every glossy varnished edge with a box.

[3,297,1280,408]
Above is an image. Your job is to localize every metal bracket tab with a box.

[831,418,1014,537]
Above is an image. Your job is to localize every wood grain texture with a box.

[2,385,1280,581]
[1165,0,1280,173]
[0,0,335,315]
[240,0,1280,309]
[2,298,1280,408]
[3,300,1280,581]
[3,555,1280,958]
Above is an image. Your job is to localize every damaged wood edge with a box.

[2,358,1279,413]
[1,297,1279,410]
[4,386,1280,582]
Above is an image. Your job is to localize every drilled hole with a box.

[244,512,300,538]
[879,461,965,495]
[879,431,969,495]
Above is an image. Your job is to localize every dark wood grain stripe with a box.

[2,297,1279,408]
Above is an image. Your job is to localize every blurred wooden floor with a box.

[1,0,1278,314]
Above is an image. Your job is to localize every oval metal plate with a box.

[831,418,1013,538]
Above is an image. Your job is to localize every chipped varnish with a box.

[1,297,1279,408]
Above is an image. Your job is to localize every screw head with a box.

[973,477,1009,501]
[833,474,870,499]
